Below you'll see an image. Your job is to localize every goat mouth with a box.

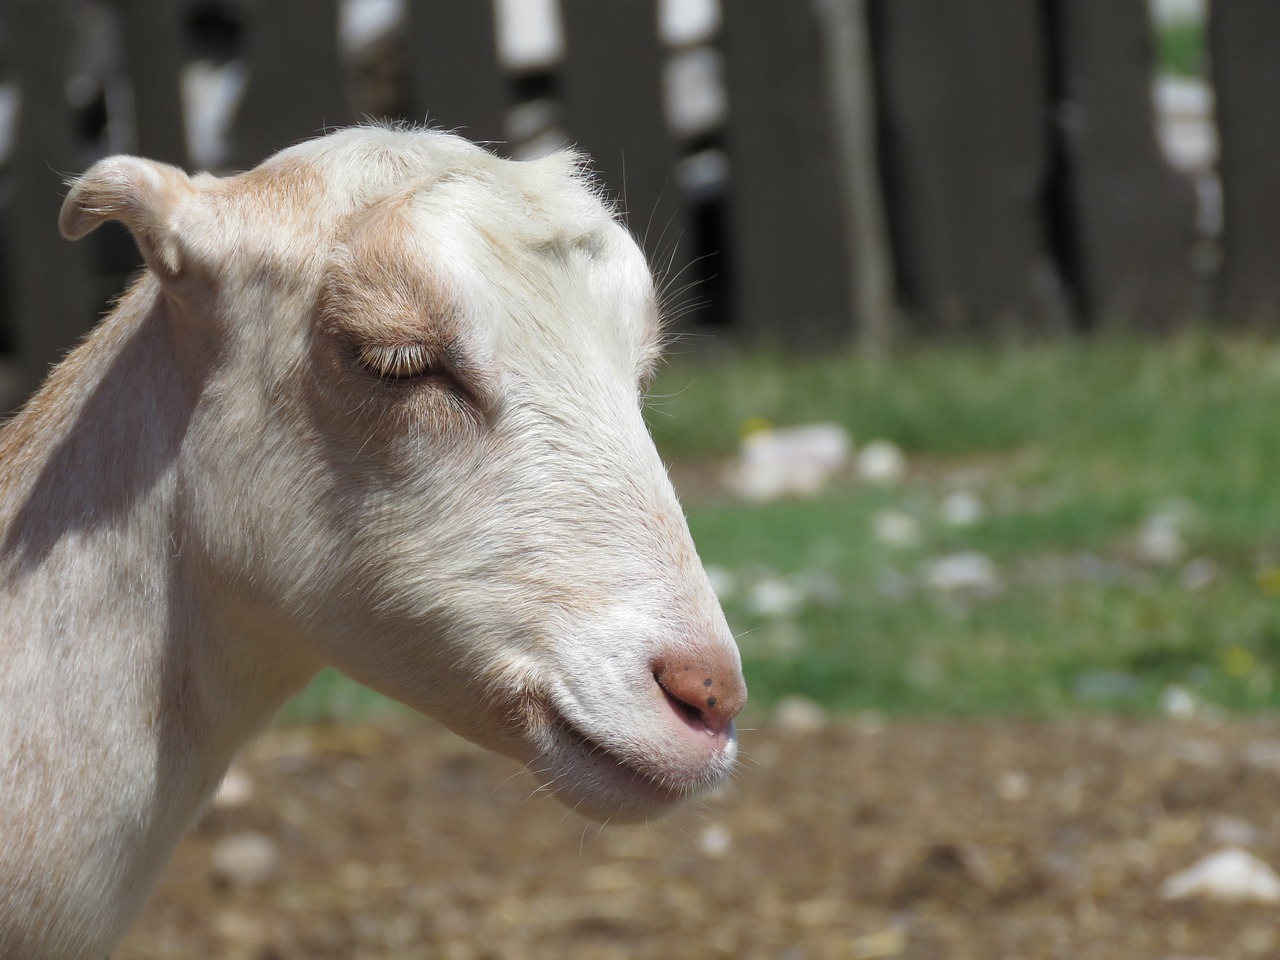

[528,702,734,822]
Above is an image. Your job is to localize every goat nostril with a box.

[655,673,705,727]
[652,660,745,736]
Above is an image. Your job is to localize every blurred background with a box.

[7,1,1280,957]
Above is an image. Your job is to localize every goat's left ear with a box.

[60,156,196,277]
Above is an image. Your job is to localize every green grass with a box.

[281,667,410,724]
[1157,21,1207,78]
[653,333,1280,716]
[282,334,1280,722]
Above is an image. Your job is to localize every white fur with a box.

[0,126,745,959]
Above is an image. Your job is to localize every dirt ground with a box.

[117,712,1280,960]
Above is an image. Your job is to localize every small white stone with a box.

[209,832,279,889]
[1160,684,1201,720]
[1180,557,1218,592]
[1150,0,1206,28]
[858,439,906,486]
[905,654,943,690]
[939,490,984,527]
[1172,737,1225,768]
[1208,814,1261,848]
[793,569,844,607]
[1137,522,1187,565]
[874,566,913,601]
[853,711,886,736]
[757,619,804,656]
[745,575,805,618]
[698,823,732,858]
[850,926,907,959]
[997,770,1030,802]
[213,910,269,943]
[1160,848,1280,903]
[726,423,852,501]
[1135,499,1197,565]
[210,767,254,810]
[773,695,827,735]
[1072,669,1140,703]
[1241,739,1280,773]
[703,564,736,602]
[872,510,920,548]
[922,552,1003,598]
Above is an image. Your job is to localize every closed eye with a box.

[355,342,437,382]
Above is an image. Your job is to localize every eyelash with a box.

[354,342,436,382]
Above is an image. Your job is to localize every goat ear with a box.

[59,156,196,276]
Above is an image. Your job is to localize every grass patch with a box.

[1157,21,1207,78]
[653,334,1280,717]
[280,668,407,724]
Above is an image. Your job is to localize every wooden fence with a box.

[0,0,1274,412]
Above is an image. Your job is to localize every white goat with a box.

[0,126,746,959]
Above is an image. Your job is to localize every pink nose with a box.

[653,653,747,736]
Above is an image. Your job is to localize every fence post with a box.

[870,0,1064,335]
[722,0,855,344]
[1048,0,1198,330]
[405,2,507,150]
[1,0,97,403]
[114,0,187,167]
[231,0,348,168]
[559,0,690,306]
[1209,0,1280,326]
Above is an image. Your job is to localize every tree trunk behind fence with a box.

[722,0,855,345]
[1048,0,1198,330]
[1210,0,1280,327]
[870,0,1064,335]
[814,0,897,349]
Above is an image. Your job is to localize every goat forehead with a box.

[230,128,660,372]
[339,182,658,369]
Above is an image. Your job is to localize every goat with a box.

[0,126,746,959]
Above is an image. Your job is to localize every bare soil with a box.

[118,714,1280,960]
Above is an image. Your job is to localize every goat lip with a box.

[533,707,735,822]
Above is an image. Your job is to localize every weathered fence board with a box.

[870,0,1063,335]
[722,0,855,344]
[1049,0,1198,330]
[405,1,506,149]
[1210,0,1280,326]
[115,0,187,167]
[231,0,348,169]
[2,0,97,402]
[560,0,690,295]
